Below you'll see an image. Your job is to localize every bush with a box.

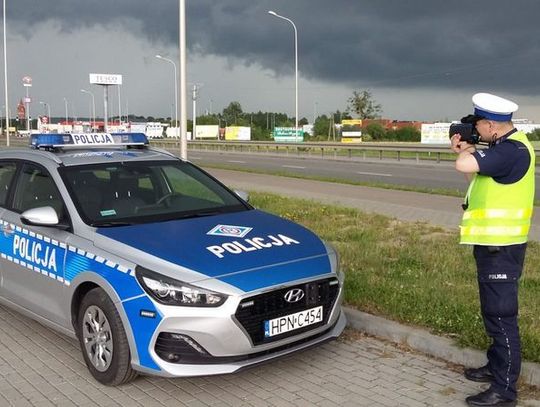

[364,123,386,141]
[386,126,421,142]
[527,129,540,141]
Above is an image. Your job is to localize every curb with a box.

[344,307,540,388]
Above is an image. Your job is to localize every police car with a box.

[0,133,345,385]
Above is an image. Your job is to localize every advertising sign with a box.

[225,126,251,141]
[272,127,304,143]
[17,101,25,120]
[89,73,123,85]
[421,123,451,144]
[195,125,219,139]
[341,119,363,127]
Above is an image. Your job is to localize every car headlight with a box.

[135,267,227,307]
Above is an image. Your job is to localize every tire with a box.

[77,287,138,385]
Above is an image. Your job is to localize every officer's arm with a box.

[451,134,479,175]
[455,150,479,174]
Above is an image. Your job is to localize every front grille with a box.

[235,277,340,345]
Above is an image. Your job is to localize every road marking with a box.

[282,165,306,169]
[227,160,246,164]
[356,171,392,177]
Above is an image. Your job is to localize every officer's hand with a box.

[451,134,475,154]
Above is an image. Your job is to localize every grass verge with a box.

[250,191,540,364]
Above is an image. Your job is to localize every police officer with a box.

[450,93,535,407]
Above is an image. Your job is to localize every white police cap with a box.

[472,92,518,121]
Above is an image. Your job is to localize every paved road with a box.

[0,168,539,406]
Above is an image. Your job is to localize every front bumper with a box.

[133,277,345,377]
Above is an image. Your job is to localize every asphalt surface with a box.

[0,167,539,406]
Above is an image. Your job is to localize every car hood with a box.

[94,209,332,292]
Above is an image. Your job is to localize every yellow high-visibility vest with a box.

[460,131,535,245]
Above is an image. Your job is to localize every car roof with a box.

[0,133,180,167]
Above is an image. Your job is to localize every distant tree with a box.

[313,115,331,138]
[197,114,219,125]
[347,90,382,119]
[222,101,243,124]
[299,117,309,126]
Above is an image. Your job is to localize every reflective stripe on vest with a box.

[462,208,533,221]
[460,131,535,245]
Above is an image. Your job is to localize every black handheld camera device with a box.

[448,123,480,144]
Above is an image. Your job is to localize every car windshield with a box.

[59,160,249,226]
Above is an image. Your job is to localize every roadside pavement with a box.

[1,302,538,407]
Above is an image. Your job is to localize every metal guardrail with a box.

[4,137,540,164]
[150,140,466,164]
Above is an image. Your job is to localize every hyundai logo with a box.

[284,288,305,303]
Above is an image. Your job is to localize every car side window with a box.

[12,163,66,219]
[0,162,17,207]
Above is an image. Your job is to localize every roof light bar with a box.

[30,133,149,149]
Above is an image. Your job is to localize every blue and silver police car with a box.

[0,133,345,385]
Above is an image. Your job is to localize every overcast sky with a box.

[5,0,540,122]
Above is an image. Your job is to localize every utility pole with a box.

[191,83,203,140]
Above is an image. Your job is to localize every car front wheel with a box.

[77,287,137,385]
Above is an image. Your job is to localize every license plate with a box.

[264,306,323,338]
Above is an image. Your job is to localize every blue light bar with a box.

[30,133,149,149]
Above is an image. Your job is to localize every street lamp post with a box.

[179,0,187,158]
[3,0,9,145]
[63,97,68,123]
[156,54,178,131]
[80,89,95,131]
[268,10,298,142]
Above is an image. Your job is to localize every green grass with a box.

[250,191,540,363]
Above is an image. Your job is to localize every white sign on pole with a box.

[89,73,123,85]
[22,76,32,87]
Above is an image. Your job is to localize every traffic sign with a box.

[22,76,32,87]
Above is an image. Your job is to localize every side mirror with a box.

[234,190,249,203]
[20,206,59,226]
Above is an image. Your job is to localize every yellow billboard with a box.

[341,119,362,127]
[225,126,251,141]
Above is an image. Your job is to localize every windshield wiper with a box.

[90,221,138,227]
[173,210,222,220]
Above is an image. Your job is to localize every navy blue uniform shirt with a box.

[471,129,530,184]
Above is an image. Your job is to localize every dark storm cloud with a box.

[10,0,540,94]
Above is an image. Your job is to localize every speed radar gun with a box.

[448,115,480,144]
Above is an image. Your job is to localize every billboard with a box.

[341,119,362,143]
[89,73,123,85]
[273,127,304,143]
[341,119,363,127]
[225,126,251,141]
[421,123,451,144]
[195,125,219,139]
